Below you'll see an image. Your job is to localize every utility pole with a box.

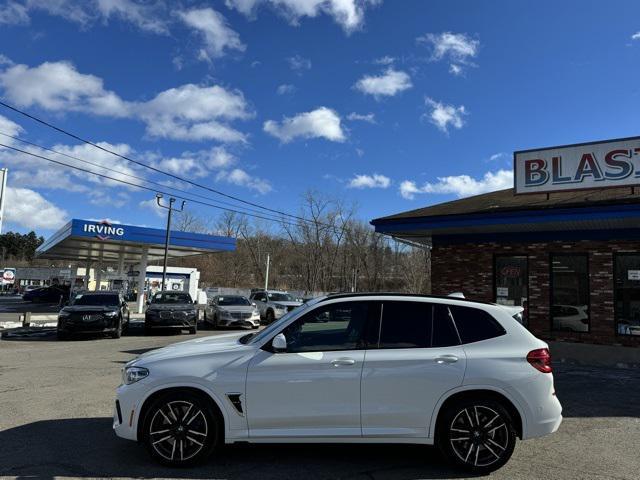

[264,253,270,291]
[156,194,185,292]
[0,168,8,235]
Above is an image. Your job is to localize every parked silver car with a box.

[249,290,303,324]
[204,295,260,329]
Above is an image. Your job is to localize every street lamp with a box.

[155,194,185,292]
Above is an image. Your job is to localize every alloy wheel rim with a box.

[149,400,208,461]
[449,405,509,468]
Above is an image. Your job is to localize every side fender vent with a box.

[227,393,244,415]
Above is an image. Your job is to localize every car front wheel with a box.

[142,391,219,466]
[436,398,516,474]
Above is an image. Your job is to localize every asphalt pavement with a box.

[0,306,638,479]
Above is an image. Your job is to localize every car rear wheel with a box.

[142,391,219,467]
[436,398,516,474]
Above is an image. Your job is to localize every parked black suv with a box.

[57,291,130,340]
[144,291,198,335]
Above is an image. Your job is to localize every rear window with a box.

[448,305,506,344]
[432,304,460,347]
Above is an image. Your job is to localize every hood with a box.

[130,332,250,366]
[271,301,303,307]
[147,303,196,311]
[63,305,118,313]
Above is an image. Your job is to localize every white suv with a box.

[113,294,562,474]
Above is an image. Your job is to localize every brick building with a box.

[371,187,640,347]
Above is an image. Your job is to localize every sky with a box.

[0,0,639,237]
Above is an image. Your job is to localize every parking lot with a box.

[0,313,638,480]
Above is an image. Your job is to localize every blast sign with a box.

[514,137,640,194]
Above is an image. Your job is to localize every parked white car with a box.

[204,295,260,329]
[552,305,589,332]
[249,290,303,324]
[114,293,562,474]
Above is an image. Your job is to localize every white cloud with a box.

[0,0,169,33]
[0,54,13,66]
[139,198,165,218]
[374,55,395,65]
[633,32,640,40]
[96,0,169,34]
[488,152,508,162]
[155,146,236,178]
[178,7,245,62]
[354,67,412,98]
[0,114,23,145]
[276,83,296,95]
[225,0,380,34]
[264,107,345,143]
[4,186,68,229]
[347,112,375,123]
[216,168,272,194]
[138,83,252,142]
[418,31,479,75]
[0,60,252,142]
[0,1,30,25]
[347,173,390,189]
[399,169,513,200]
[424,97,467,133]
[287,54,312,72]
[0,61,131,116]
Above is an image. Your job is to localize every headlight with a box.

[123,366,149,385]
[103,311,118,317]
[185,309,197,316]
[59,312,71,319]
[251,309,260,317]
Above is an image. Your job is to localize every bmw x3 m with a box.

[114,293,562,474]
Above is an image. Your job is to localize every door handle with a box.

[331,358,356,367]
[435,355,459,364]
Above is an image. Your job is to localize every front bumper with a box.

[217,316,260,328]
[58,315,119,333]
[113,381,148,441]
[145,312,197,328]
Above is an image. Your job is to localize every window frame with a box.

[493,254,529,325]
[613,252,640,337]
[549,252,591,334]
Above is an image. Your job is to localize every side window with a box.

[432,304,461,347]
[281,301,377,353]
[448,305,506,344]
[254,293,264,302]
[379,301,431,348]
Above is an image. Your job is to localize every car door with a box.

[361,301,466,438]
[245,300,379,438]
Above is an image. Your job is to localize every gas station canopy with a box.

[36,219,236,262]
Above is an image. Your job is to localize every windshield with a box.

[151,292,192,304]
[72,294,119,306]
[248,296,326,345]
[217,296,251,306]
[268,292,295,302]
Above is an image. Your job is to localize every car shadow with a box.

[0,417,471,479]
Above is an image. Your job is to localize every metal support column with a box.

[136,248,148,314]
[94,253,103,292]
[83,259,91,290]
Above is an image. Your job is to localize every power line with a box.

[0,131,300,222]
[0,100,319,226]
[0,142,308,228]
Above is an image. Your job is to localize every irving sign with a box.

[514,136,640,194]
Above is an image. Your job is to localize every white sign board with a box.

[2,267,15,285]
[514,137,640,194]
[628,270,640,281]
[496,287,509,297]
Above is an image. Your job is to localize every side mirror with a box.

[252,303,257,307]
[271,333,287,353]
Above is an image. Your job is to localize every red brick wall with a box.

[431,240,640,347]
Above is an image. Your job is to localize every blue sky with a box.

[0,0,639,236]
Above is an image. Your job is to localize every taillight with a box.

[527,348,552,373]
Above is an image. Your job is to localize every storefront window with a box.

[495,256,528,325]
[614,254,640,336]
[550,254,589,332]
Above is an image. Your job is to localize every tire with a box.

[56,330,69,341]
[251,325,259,330]
[203,311,209,328]
[144,321,153,336]
[110,319,122,339]
[436,397,516,475]
[189,323,197,335]
[265,309,275,325]
[212,315,219,330]
[141,390,220,467]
